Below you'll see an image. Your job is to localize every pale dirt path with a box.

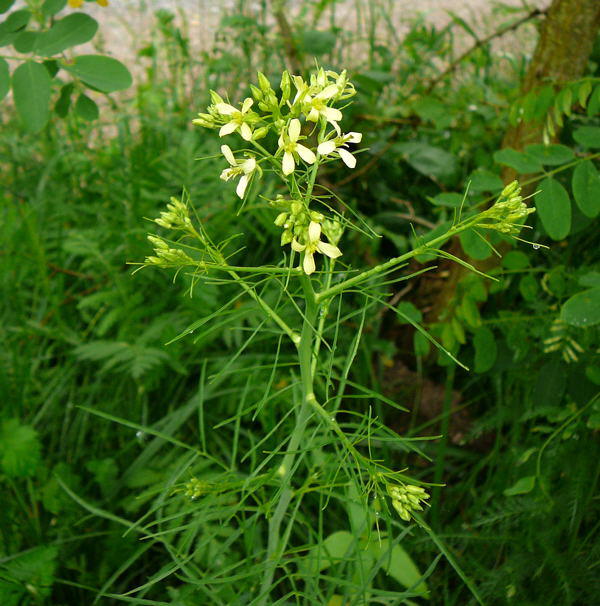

[85,0,551,69]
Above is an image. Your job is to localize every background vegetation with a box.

[1,0,599,604]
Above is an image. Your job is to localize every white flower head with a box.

[303,85,343,125]
[277,119,317,176]
[291,221,342,275]
[216,97,256,141]
[220,144,258,198]
[317,131,362,168]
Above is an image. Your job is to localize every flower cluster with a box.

[144,235,194,268]
[193,67,361,274]
[271,197,342,275]
[481,181,536,235]
[183,477,213,501]
[387,484,430,521]
[154,196,192,231]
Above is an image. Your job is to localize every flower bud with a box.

[274,212,288,227]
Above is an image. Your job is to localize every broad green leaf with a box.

[534,177,571,240]
[42,0,67,17]
[525,143,574,166]
[572,160,600,218]
[301,531,357,574]
[473,326,497,373]
[578,80,592,108]
[467,168,503,193]
[457,296,481,328]
[413,331,430,357]
[0,419,42,477]
[579,272,600,288]
[64,54,132,92]
[396,301,422,324]
[0,57,8,100]
[587,85,600,117]
[35,13,98,56]
[396,142,458,182]
[572,126,600,149]
[503,475,535,496]
[459,228,492,260]
[429,192,463,208]
[494,148,542,174]
[0,0,16,14]
[0,8,29,45]
[561,288,600,327]
[54,82,75,118]
[75,92,99,120]
[368,539,428,596]
[519,274,539,301]
[0,8,29,31]
[3,546,57,599]
[502,250,529,270]
[13,30,38,53]
[12,61,51,132]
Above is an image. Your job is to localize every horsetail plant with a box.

[138,66,535,603]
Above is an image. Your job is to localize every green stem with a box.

[189,225,300,345]
[315,216,480,303]
[258,275,318,602]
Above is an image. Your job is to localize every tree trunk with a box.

[503,0,600,151]
[423,0,600,325]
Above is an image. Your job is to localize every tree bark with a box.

[503,0,600,151]
[422,0,600,325]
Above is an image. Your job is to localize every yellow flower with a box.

[277,119,316,176]
[317,132,362,168]
[69,0,109,6]
[219,145,258,199]
[215,98,256,141]
[291,221,341,275]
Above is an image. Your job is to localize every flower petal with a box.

[317,140,337,156]
[288,118,301,142]
[236,175,249,199]
[240,122,253,141]
[296,144,316,165]
[242,157,256,173]
[308,221,322,242]
[323,106,343,122]
[291,238,305,252]
[215,103,237,116]
[306,108,319,122]
[282,151,295,175]
[219,121,237,137]
[221,144,236,166]
[241,97,254,113]
[303,252,316,275]
[338,148,356,168]
[317,241,342,259]
[316,84,338,100]
[347,131,362,143]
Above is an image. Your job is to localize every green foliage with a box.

[0,1,598,605]
[0,1,131,130]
